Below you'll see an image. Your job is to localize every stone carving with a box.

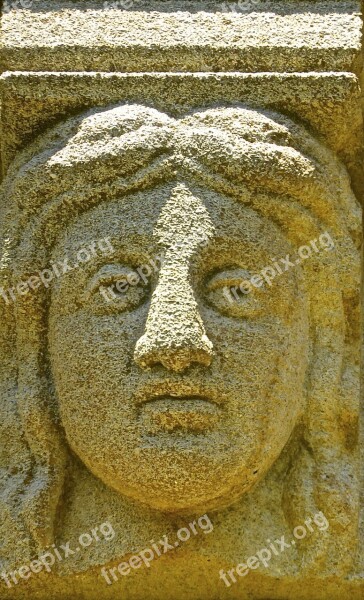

[0,104,361,593]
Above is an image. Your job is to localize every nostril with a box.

[134,334,153,369]
[134,335,213,372]
[159,348,213,372]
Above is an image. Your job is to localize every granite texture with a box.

[0,1,363,599]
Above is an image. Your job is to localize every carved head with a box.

[0,105,360,558]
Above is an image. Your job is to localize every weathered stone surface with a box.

[1,1,363,73]
[1,72,363,188]
[0,2,363,600]
[0,99,362,599]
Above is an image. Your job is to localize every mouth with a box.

[137,389,223,434]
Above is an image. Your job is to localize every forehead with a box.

[51,181,290,256]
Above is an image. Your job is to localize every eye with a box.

[82,264,150,314]
[204,267,266,318]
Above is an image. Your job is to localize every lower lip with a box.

[139,396,221,433]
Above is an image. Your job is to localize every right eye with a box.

[204,267,267,319]
[82,264,150,314]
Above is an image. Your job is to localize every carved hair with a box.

[0,104,361,571]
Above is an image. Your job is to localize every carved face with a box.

[49,181,308,512]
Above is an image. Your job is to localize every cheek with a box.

[202,309,305,421]
[49,303,149,370]
[49,316,143,464]
[203,308,290,372]
[48,308,149,428]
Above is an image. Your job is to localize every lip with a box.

[134,381,224,408]
[139,396,222,434]
[135,384,224,434]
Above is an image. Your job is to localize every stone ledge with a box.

[1,1,362,73]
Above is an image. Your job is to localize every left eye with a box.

[83,264,150,314]
[203,268,266,318]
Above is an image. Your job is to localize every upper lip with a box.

[134,381,224,408]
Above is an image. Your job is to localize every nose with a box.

[134,263,213,373]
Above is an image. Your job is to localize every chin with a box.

[115,478,258,514]
[97,454,263,514]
